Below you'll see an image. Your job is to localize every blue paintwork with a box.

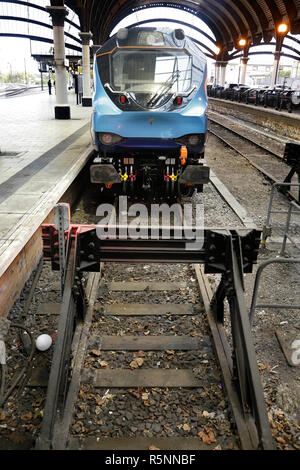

[93,61,207,151]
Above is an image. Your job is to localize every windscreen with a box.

[111,48,192,108]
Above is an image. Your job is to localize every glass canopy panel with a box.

[0,1,80,46]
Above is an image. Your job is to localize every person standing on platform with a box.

[48,79,52,95]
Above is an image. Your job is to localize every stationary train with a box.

[91,26,209,199]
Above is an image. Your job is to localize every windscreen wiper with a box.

[146,70,180,108]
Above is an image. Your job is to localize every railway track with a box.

[29,185,274,451]
[207,111,300,202]
[0,85,41,98]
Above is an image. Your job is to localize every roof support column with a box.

[240,56,249,85]
[46,6,70,119]
[220,62,228,87]
[215,61,221,86]
[271,50,282,87]
[237,44,250,86]
[271,27,288,88]
[79,32,93,107]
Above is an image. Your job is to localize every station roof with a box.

[0,0,81,57]
[60,0,300,52]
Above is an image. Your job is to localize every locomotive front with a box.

[91,27,209,199]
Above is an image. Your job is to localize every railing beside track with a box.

[249,257,300,327]
[262,183,300,246]
[280,200,300,256]
[251,196,300,326]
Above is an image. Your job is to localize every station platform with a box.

[0,90,93,317]
[208,97,300,142]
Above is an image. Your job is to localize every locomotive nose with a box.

[94,110,207,142]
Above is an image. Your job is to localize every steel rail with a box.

[194,264,273,449]
[207,116,299,202]
[194,238,274,450]
[35,232,78,449]
[52,271,101,450]
[36,204,116,450]
[208,113,284,160]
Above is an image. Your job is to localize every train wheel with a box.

[178,184,194,198]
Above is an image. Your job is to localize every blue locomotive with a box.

[91,26,209,199]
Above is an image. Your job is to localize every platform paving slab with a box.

[0,91,93,317]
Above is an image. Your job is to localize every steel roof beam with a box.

[0,32,81,51]
[232,50,300,62]
[1,0,80,30]
[0,15,81,44]
[101,1,235,47]
[62,0,300,52]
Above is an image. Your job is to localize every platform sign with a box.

[39,62,48,73]
[77,74,83,93]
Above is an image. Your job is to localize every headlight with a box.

[175,134,204,147]
[188,135,201,146]
[98,133,124,146]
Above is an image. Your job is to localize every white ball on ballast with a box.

[35,334,52,351]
